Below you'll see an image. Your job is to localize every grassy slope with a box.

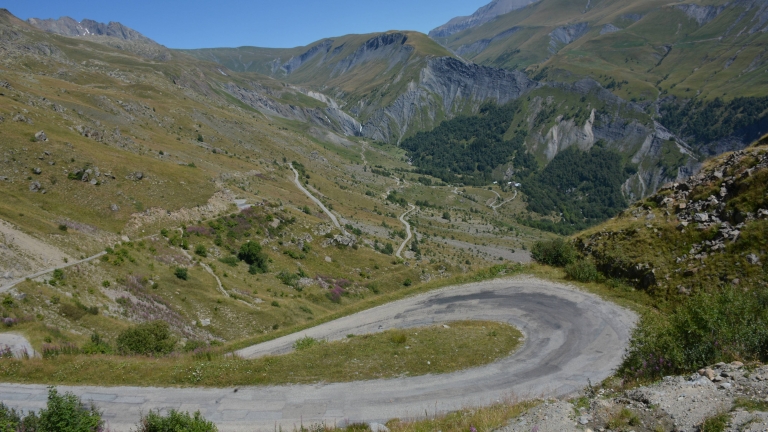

[443,0,768,101]
[0,15,546,359]
[184,32,455,122]
[574,142,768,306]
[0,321,522,386]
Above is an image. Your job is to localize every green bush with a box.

[81,333,113,355]
[0,387,105,431]
[116,321,176,356]
[276,271,300,288]
[194,244,207,257]
[530,238,577,267]
[238,241,268,273]
[620,286,768,380]
[174,267,189,280]
[137,409,217,432]
[564,260,603,282]
[403,278,412,287]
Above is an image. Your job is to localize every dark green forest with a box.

[520,146,633,234]
[661,96,768,152]
[401,102,634,234]
[401,102,537,185]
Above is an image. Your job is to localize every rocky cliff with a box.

[358,56,538,143]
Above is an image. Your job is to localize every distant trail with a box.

[360,142,368,167]
[490,190,518,212]
[290,163,346,235]
[0,252,106,293]
[395,204,416,259]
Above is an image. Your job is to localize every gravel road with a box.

[0,276,636,431]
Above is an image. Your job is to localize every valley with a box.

[0,0,766,430]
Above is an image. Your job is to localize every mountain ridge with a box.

[429,0,539,39]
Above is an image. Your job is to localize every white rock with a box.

[369,423,389,432]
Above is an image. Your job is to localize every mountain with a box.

[26,15,170,60]
[429,0,539,39]
[27,16,153,42]
[0,8,541,349]
[188,32,542,143]
[432,0,768,156]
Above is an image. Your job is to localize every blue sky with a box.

[7,1,490,49]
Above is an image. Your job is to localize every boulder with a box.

[28,181,41,192]
[747,254,761,265]
[110,204,119,212]
[32,168,41,175]
[34,131,48,142]
[694,213,709,222]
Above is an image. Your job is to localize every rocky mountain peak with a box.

[429,0,540,39]
[26,16,154,44]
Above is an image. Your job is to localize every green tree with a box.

[530,239,577,267]
[238,241,268,273]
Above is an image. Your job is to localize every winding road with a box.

[0,276,636,431]
[395,204,415,259]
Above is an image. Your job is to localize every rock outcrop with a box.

[501,362,768,432]
[27,17,151,42]
[359,56,539,143]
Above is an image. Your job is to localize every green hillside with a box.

[184,32,455,114]
[442,0,768,101]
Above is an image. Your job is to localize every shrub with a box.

[59,303,86,320]
[41,343,80,359]
[530,238,577,267]
[403,278,412,287]
[81,333,112,355]
[293,336,321,351]
[276,271,300,288]
[390,331,407,344]
[194,244,207,257]
[34,387,103,431]
[52,268,65,281]
[565,260,603,282]
[58,224,68,232]
[698,412,729,432]
[116,321,175,355]
[620,286,768,381]
[137,409,217,432]
[218,256,239,267]
[174,267,189,280]
[238,241,268,273]
[0,388,102,429]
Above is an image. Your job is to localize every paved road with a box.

[0,276,636,431]
[395,204,415,259]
